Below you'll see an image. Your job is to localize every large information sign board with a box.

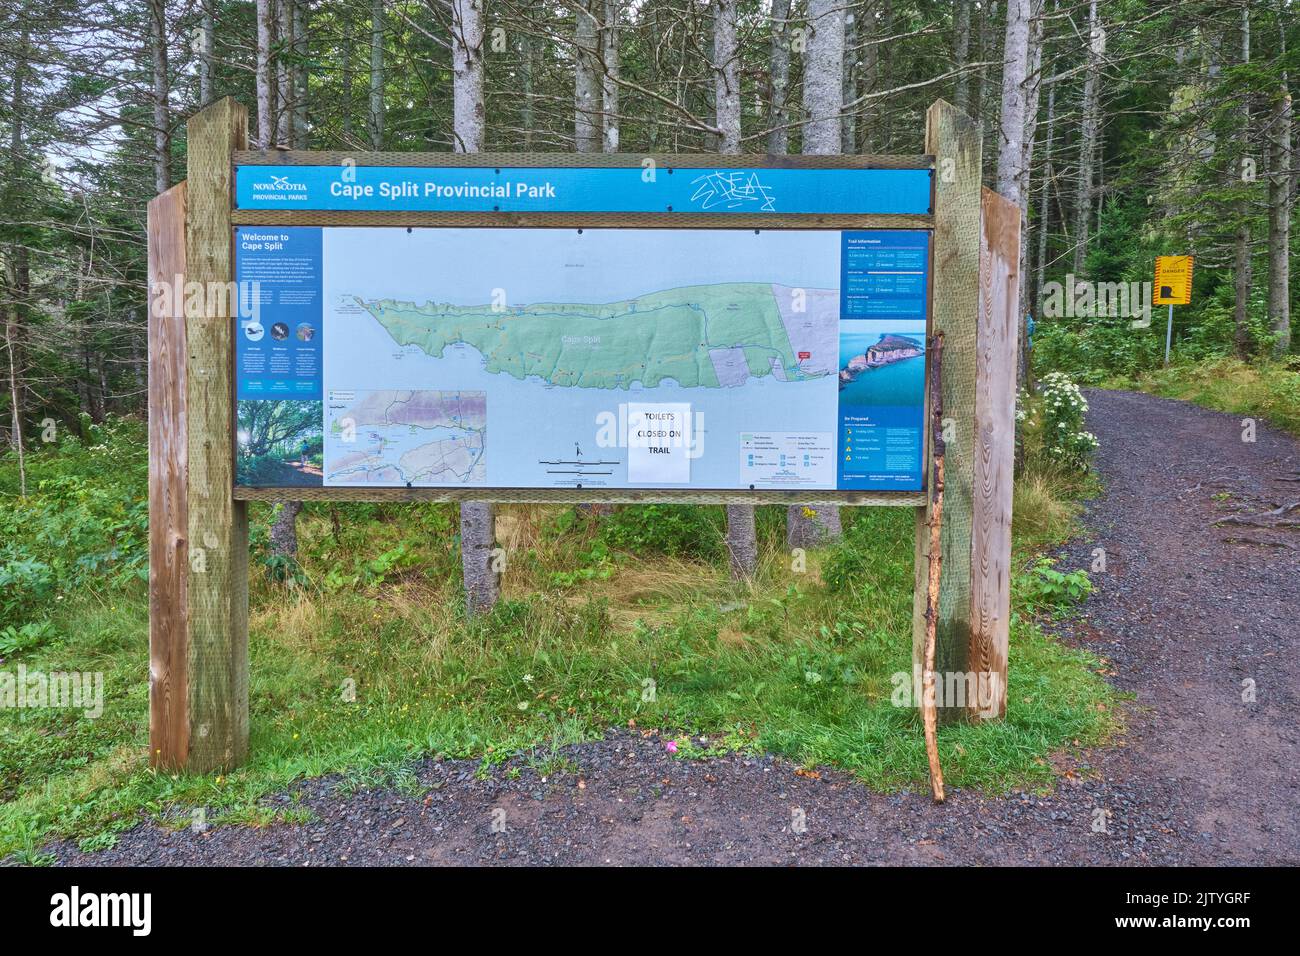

[233,167,931,494]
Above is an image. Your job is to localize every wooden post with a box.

[969,187,1021,719]
[913,99,982,723]
[148,97,250,772]
[186,98,250,771]
[147,182,189,768]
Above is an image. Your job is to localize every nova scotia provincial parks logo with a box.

[251,174,308,196]
[49,886,152,936]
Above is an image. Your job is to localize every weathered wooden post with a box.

[911,100,1018,723]
[970,187,1021,719]
[913,99,982,722]
[148,97,250,771]
[147,182,189,767]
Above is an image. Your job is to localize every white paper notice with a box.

[627,403,692,484]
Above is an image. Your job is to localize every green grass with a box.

[0,422,1119,857]
[1106,356,1300,438]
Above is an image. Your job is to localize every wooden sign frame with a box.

[147,97,1018,772]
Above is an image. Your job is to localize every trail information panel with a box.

[232,168,931,493]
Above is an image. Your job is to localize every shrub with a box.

[0,417,148,629]
[820,509,912,594]
[597,505,724,560]
[1019,372,1099,471]
[1015,557,1092,613]
[821,533,871,594]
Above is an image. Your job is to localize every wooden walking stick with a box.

[923,332,946,803]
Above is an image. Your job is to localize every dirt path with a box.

[51,389,1300,866]
[256,458,322,485]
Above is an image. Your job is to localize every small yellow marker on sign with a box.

[1154,255,1194,364]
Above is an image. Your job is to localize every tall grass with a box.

[1110,357,1300,438]
[0,419,1118,857]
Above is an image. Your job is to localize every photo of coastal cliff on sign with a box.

[840,333,926,381]
[838,323,927,408]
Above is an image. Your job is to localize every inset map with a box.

[324,389,486,485]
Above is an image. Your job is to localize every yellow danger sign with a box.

[1154,256,1194,306]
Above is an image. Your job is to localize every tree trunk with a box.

[953,0,972,114]
[198,1,214,106]
[977,0,998,161]
[269,500,302,558]
[767,0,792,154]
[5,26,30,480]
[148,0,171,195]
[787,505,843,549]
[452,0,485,152]
[452,0,499,615]
[368,0,385,149]
[520,16,534,149]
[277,0,293,145]
[1268,90,1292,355]
[1233,224,1253,359]
[788,0,844,545]
[876,0,896,150]
[293,0,309,149]
[801,0,845,154]
[574,1,599,152]
[994,0,1030,208]
[842,3,858,152]
[712,0,740,153]
[995,0,1038,388]
[272,1,310,534]
[1263,91,1284,356]
[860,0,879,151]
[1034,79,1056,310]
[725,505,758,578]
[602,0,621,151]
[1233,5,1252,359]
[76,250,90,420]
[342,18,354,140]
[1073,0,1102,276]
[256,0,276,148]
[3,305,24,495]
[460,500,499,616]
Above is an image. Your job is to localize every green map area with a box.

[357,282,823,390]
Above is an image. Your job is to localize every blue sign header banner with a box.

[235,165,933,216]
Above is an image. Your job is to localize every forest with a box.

[0,0,1297,868]
[2,0,1295,448]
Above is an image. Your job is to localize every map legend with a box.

[739,432,835,488]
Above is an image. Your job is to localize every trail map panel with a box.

[233,226,929,492]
